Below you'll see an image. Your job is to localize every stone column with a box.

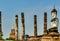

[21,12,25,41]
[34,15,37,37]
[15,15,18,41]
[44,12,47,34]
[0,11,3,40]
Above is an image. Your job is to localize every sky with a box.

[0,0,60,39]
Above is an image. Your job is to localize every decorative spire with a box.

[9,24,15,39]
[12,24,15,29]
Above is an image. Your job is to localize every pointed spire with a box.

[12,24,15,29]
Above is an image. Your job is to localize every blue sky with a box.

[0,0,60,39]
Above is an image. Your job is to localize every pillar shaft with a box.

[21,12,25,41]
[34,15,37,37]
[0,11,3,39]
[44,12,47,34]
[15,15,18,41]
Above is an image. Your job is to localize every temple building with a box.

[0,6,60,41]
[20,7,60,41]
